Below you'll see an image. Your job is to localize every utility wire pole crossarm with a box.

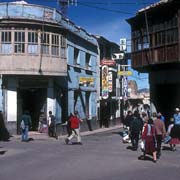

[58,0,77,17]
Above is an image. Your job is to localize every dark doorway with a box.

[152,84,180,127]
[18,88,47,131]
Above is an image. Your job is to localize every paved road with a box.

[0,128,180,180]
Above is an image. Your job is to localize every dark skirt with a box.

[170,124,180,139]
[144,136,156,154]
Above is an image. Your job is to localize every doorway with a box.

[17,88,47,132]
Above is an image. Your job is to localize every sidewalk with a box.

[11,124,123,141]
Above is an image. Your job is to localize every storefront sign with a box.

[100,59,116,66]
[122,76,128,99]
[118,71,132,76]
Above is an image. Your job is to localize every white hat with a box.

[175,108,180,111]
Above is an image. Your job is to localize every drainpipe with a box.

[0,74,3,111]
[97,41,101,121]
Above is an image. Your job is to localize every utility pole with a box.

[58,0,77,18]
[118,38,129,121]
[58,0,68,17]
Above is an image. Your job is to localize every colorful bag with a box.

[20,120,25,130]
[140,140,145,151]
[164,135,171,144]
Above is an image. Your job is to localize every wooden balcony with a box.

[131,43,179,72]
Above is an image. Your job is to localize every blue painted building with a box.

[0,1,99,134]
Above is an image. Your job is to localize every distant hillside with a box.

[138,88,149,93]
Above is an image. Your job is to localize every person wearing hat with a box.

[171,108,180,147]
[65,111,83,145]
[173,108,180,125]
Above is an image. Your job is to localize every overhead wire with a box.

[4,0,156,15]
[77,2,133,15]
[14,0,157,4]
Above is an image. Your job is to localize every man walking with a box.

[154,113,166,159]
[129,111,143,150]
[48,111,58,139]
[20,110,32,142]
[65,111,83,145]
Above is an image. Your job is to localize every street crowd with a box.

[1,106,180,164]
[122,108,180,163]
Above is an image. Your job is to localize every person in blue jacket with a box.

[20,110,32,142]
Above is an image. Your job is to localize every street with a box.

[0,128,180,180]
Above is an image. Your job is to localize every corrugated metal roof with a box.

[138,0,170,13]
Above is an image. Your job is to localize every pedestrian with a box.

[0,111,10,141]
[48,111,58,139]
[67,113,73,137]
[173,108,180,125]
[157,112,165,122]
[38,112,48,133]
[65,111,83,145]
[122,110,133,143]
[124,110,133,128]
[151,112,157,121]
[166,118,180,151]
[141,112,149,124]
[153,113,166,159]
[172,108,180,139]
[129,111,143,150]
[140,118,157,163]
[20,110,32,142]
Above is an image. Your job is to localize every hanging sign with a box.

[120,38,127,51]
[108,72,113,92]
[101,65,109,99]
[118,71,132,76]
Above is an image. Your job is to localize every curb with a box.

[11,124,123,141]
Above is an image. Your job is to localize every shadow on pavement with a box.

[162,146,173,151]
[111,131,122,137]
[138,155,154,162]
[126,146,137,151]
[0,150,6,155]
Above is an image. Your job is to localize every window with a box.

[60,35,66,58]
[28,31,38,54]
[85,53,91,69]
[155,31,165,46]
[166,29,178,44]
[14,31,25,53]
[41,32,49,55]
[52,34,60,56]
[74,48,79,65]
[134,38,141,51]
[143,36,150,49]
[0,31,12,54]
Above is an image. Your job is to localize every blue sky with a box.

[4,0,159,89]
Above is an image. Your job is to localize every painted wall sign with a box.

[79,77,94,87]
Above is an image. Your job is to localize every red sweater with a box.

[70,115,80,129]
